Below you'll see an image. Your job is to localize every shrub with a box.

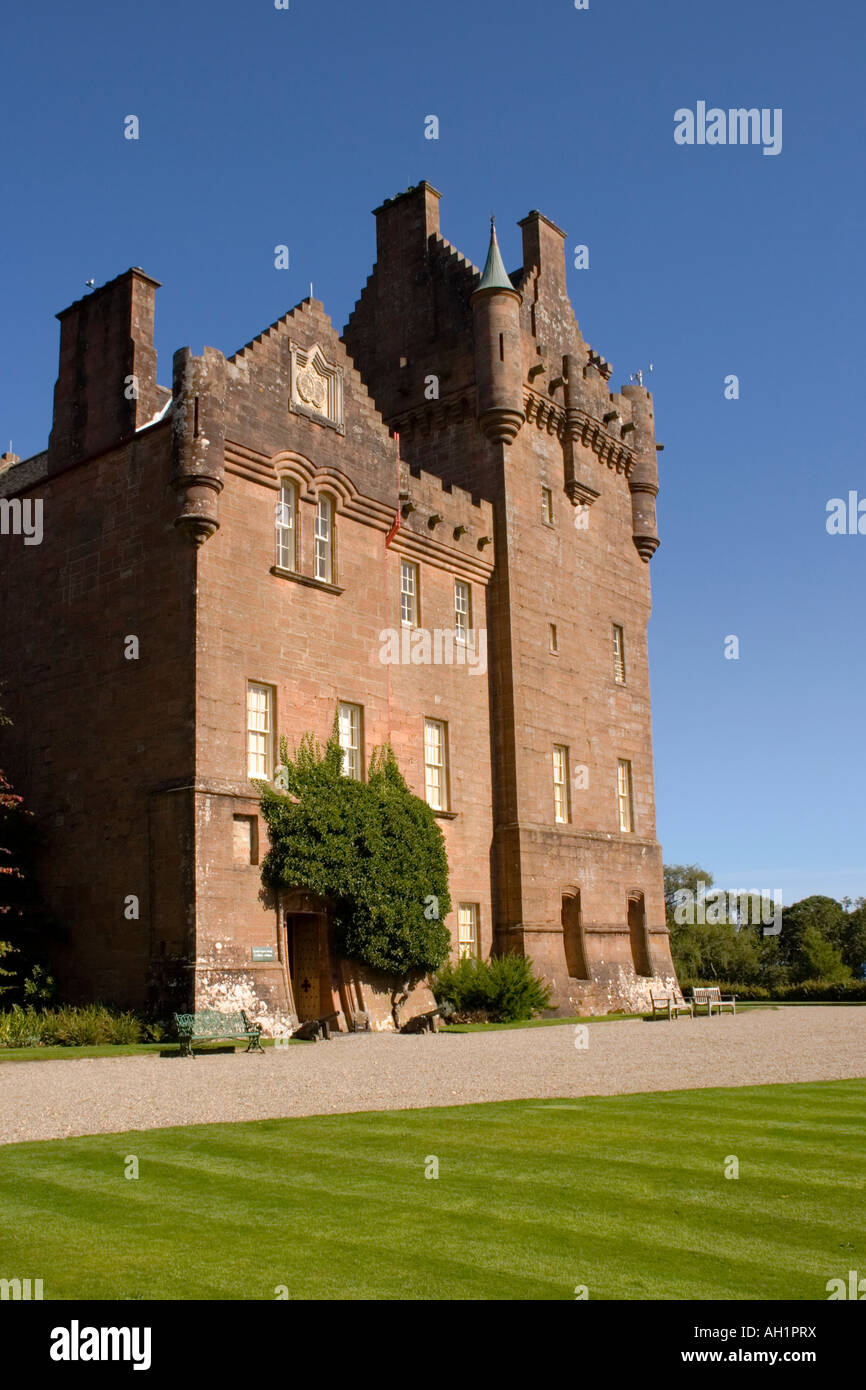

[681,978,866,1003]
[432,955,552,1022]
[260,727,452,977]
[0,1003,145,1048]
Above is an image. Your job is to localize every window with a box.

[315,494,334,583]
[613,624,626,684]
[233,815,259,866]
[541,486,554,526]
[401,560,419,626]
[275,479,297,571]
[424,717,448,811]
[454,580,471,644]
[553,744,570,824]
[338,702,363,780]
[247,682,275,779]
[549,623,559,654]
[458,903,479,960]
[617,758,634,833]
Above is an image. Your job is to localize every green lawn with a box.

[1,1080,863,1300]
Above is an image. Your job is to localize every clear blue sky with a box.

[2,0,863,905]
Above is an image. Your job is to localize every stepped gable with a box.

[226,296,400,506]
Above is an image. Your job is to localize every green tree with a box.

[778,896,851,982]
[258,722,452,977]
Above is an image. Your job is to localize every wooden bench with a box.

[689,986,737,1017]
[174,1009,265,1057]
[650,991,693,1020]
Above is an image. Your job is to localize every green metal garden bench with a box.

[173,1009,265,1057]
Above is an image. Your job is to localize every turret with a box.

[170,346,226,545]
[621,383,660,561]
[470,221,525,444]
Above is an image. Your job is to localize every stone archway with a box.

[627,890,653,977]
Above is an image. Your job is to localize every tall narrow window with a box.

[315,495,334,583]
[338,702,363,780]
[247,682,274,780]
[424,717,448,811]
[458,903,479,960]
[553,744,570,824]
[275,480,297,571]
[541,486,554,526]
[454,580,471,644]
[613,624,626,684]
[401,560,419,627]
[549,623,559,654]
[617,758,634,833]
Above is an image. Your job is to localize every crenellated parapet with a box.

[171,347,227,545]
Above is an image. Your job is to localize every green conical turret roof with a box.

[476,220,515,292]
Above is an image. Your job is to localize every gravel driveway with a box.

[1,1007,864,1146]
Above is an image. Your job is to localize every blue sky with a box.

[2,0,863,904]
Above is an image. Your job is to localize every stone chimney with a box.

[48,268,162,469]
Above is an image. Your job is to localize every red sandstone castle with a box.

[0,182,678,1030]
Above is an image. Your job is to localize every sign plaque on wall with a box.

[251,946,275,962]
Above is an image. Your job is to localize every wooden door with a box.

[291,917,322,1021]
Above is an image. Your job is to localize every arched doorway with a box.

[562,890,589,979]
[627,890,653,976]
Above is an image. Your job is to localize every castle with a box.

[0,182,678,1030]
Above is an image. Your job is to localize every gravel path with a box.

[1,1007,864,1146]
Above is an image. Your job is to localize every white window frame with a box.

[275,479,297,572]
[613,624,626,684]
[458,903,479,960]
[424,717,448,811]
[617,758,634,833]
[338,702,363,781]
[315,494,334,583]
[401,560,419,627]
[553,744,570,824]
[454,579,471,645]
[247,682,275,780]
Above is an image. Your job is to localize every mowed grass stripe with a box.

[0,1080,863,1300]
